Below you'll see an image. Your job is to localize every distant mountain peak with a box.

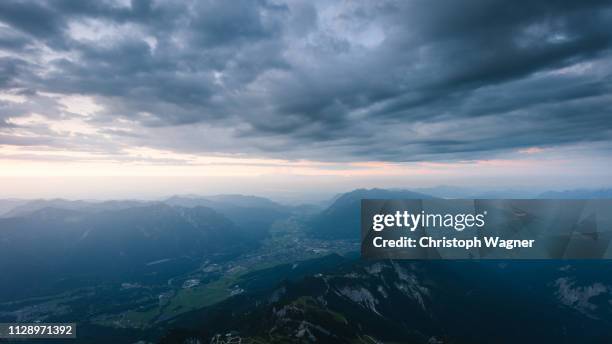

[537,188,612,199]
[309,188,435,240]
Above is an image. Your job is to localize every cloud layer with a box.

[1,0,612,163]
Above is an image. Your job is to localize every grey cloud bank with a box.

[0,0,611,163]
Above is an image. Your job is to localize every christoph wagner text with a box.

[372,236,535,250]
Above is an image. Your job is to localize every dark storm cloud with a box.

[0,0,611,162]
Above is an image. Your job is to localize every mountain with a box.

[165,194,284,209]
[164,194,291,236]
[537,188,612,199]
[196,194,285,209]
[0,204,252,301]
[308,188,435,240]
[412,186,546,199]
[0,198,27,216]
[413,185,477,198]
[3,194,292,239]
[2,198,149,218]
[159,259,612,344]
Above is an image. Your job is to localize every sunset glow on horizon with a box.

[1,0,611,200]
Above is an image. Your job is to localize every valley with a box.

[0,198,358,341]
[86,218,358,329]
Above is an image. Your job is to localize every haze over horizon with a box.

[1,0,612,198]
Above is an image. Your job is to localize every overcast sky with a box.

[1,0,611,200]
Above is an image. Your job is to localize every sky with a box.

[1,0,612,201]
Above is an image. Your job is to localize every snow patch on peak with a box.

[365,262,386,274]
[555,277,610,318]
[337,287,380,315]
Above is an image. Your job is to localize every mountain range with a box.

[0,203,251,301]
[159,258,612,343]
[1,188,612,343]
